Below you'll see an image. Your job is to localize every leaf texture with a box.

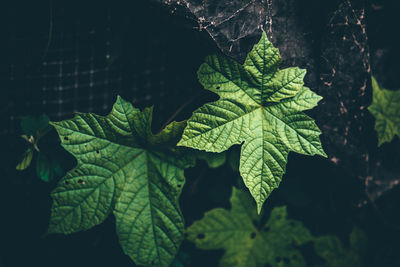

[179,31,326,212]
[186,188,313,267]
[368,76,400,146]
[48,96,194,267]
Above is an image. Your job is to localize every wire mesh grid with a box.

[0,5,201,135]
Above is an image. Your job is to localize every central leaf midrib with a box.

[145,152,162,264]
[260,108,266,206]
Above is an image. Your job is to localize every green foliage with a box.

[171,250,191,267]
[314,227,367,267]
[36,152,63,182]
[179,31,326,212]
[21,114,52,139]
[368,76,400,146]
[186,188,313,267]
[48,96,195,267]
[197,151,227,168]
[16,147,34,170]
[16,114,64,182]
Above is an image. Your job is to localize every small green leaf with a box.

[36,153,63,182]
[48,96,195,267]
[197,151,227,168]
[314,227,367,267]
[186,188,313,267]
[16,147,34,170]
[21,114,52,139]
[368,76,400,146]
[179,31,326,212]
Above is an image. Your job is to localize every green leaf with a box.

[21,114,52,139]
[197,151,227,168]
[178,31,326,212]
[16,147,34,170]
[48,96,195,267]
[314,227,367,267]
[186,188,313,267]
[36,152,63,182]
[171,250,191,267]
[368,76,400,146]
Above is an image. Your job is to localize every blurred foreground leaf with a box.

[186,188,313,267]
[314,227,367,267]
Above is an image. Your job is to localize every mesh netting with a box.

[0,2,214,135]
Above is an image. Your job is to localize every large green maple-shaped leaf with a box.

[48,96,195,267]
[186,188,313,267]
[368,76,400,146]
[178,31,326,212]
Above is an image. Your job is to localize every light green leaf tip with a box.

[186,188,313,267]
[178,31,326,213]
[48,95,195,267]
[16,147,34,170]
[368,76,400,146]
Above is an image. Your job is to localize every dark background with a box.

[1,0,400,266]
